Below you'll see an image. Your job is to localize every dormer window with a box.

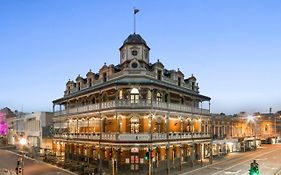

[68,86,70,94]
[103,73,107,82]
[192,82,195,90]
[178,77,181,86]
[88,78,92,87]
[78,83,81,90]
[157,70,162,80]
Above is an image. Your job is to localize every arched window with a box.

[130,116,139,133]
[102,93,108,102]
[130,88,139,103]
[156,92,162,102]
[187,119,191,132]
[119,90,123,100]
[147,90,152,101]
[164,94,168,102]
[91,97,96,104]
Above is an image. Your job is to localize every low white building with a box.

[13,112,53,149]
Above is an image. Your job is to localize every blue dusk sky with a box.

[0,0,280,114]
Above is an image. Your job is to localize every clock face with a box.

[132,50,138,56]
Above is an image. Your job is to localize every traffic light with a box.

[249,160,259,175]
[16,157,22,175]
[145,151,150,160]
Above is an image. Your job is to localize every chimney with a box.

[270,107,272,114]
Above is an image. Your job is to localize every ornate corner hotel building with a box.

[52,33,212,174]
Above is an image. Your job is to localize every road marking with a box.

[212,148,281,175]
[224,169,241,174]
[179,149,268,175]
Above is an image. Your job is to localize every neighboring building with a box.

[52,33,212,174]
[256,112,281,144]
[13,112,54,152]
[211,114,240,156]
[0,107,16,144]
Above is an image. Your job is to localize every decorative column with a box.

[191,143,195,167]
[180,144,183,171]
[166,113,170,175]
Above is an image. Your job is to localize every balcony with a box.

[53,132,210,142]
[54,100,210,116]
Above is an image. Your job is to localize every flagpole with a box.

[134,8,136,34]
[133,8,139,34]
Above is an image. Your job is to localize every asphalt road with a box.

[179,144,281,175]
[0,149,74,175]
[1,145,281,175]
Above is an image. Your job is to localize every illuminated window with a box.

[147,90,152,101]
[119,90,123,100]
[130,88,139,103]
[156,92,162,102]
[130,116,139,133]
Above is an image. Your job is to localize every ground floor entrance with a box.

[51,140,212,175]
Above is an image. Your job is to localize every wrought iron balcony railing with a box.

[54,100,209,116]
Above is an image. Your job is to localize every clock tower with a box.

[119,33,150,65]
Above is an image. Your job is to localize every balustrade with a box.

[54,99,209,116]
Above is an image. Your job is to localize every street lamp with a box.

[19,138,27,146]
[19,138,27,175]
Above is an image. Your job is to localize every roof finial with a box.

[133,8,140,34]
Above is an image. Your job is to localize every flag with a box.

[134,8,140,14]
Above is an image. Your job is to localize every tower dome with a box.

[123,33,148,46]
[120,33,150,65]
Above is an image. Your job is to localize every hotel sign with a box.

[118,134,151,141]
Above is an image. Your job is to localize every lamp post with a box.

[19,138,27,175]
